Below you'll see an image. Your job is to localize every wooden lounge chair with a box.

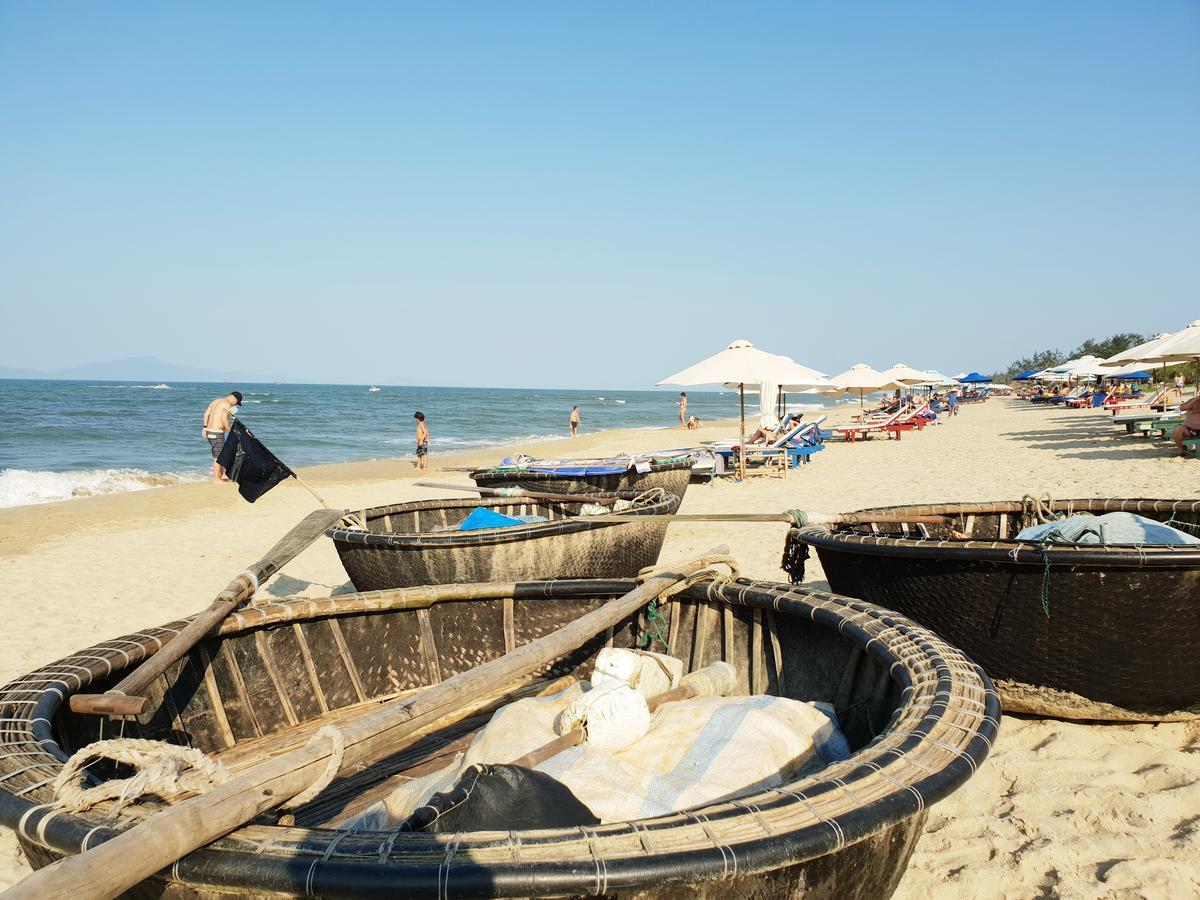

[740,416,829,476]
[1106,387,1167,413]
[832,407,909,443]
[708,418,805,474]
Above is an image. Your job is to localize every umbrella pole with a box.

[739,383,746,480]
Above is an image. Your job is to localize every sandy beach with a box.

[1,398,1197,896]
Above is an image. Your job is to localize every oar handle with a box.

[414,481,622,506]
[68,508,346,717]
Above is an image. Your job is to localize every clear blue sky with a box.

[2,3,1196,387]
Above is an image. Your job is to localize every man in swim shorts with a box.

[414,411,429,471]
[1173,394,1200,457]
[202,391,242,482]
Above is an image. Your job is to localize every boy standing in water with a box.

[570,405,580,436]
[414,411,429,470]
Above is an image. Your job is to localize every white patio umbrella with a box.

[1134,321,1200,394]
[658,340,824,478]
[879,362,937,386]
[922,370,961,387]
[1052,355,1108,378]
[1098,333,1173,368]
[824,363,905,416]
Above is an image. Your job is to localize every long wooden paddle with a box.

[566,511,950,527]
[413,484,943,528]
[414,481,626,506]
[68,508,346,717]
[10,548,728,900]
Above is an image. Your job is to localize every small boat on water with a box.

[328,489,681,590]
[0,573,997,898]
[470,453,693,498]
[368,386,381,392]
[785,497,1200,721]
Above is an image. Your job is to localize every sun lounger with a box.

[832,407,909,442]
[740,416,828,477]
[1106,387,1167,413]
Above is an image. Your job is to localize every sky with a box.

[1,3,1197,388]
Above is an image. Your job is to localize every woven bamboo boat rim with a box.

[327,490,680,549]
[798,498,1200,566]
[472,458,693,476]
[0,579,998,894]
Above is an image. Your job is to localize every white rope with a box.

[282,725,346,810]
[53,739,231,817]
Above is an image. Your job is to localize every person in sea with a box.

[678,392,687,426]
[570,405,580,436]
[202,391,242,482]
[414,411,430,470]
[1172,394,1200,457]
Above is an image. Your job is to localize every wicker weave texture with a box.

[328,490,681,590]
[792,497,1200,721]
[470,461,692,499]
[0,578,998,899]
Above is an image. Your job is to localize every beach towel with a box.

[1016,512,1200,545]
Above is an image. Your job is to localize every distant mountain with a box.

[0,356,285,383]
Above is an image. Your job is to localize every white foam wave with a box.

[0,468,205,508]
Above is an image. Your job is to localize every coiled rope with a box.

[54,739,231,817]
[52,724,347,817]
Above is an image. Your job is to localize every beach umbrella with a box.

[922,370,961,387]
[1098,333,1173,368]
[1051,356,1108,378]
[824,363,904,416]
[1134,321,1200,394]
[957,372,992,384]
[879,363,938,386]
[658,339,811,478]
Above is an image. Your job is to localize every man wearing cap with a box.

[202,391,243,481]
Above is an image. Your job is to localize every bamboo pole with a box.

[6,548,729,900]
[574,511,949,526]
[413,482,623,506]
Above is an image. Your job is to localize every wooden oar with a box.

[569,511,949,527]
[9,547,729,900]
[68,508,346,718]
[414,481,625,506]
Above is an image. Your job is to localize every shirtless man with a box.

[414,411,430,471]
[1173,394,1200,457]
[202,391,242,481]
[570,405,580,436]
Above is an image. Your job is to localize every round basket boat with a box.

[785,497,1200,722]
[328,490,681,590]
[0,578,997,899]
[470,456,692,499]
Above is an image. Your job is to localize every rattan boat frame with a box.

[0,578,997,899]
[470,458,692,498]
[788,497,1200,721]
[328,490,681,590]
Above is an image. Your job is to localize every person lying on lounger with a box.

[1173,395,1200,457]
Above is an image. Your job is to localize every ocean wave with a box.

[0,467,205,508]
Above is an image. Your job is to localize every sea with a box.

[0,380,846,508]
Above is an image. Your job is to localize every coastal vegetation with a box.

[990,332,1196,383]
